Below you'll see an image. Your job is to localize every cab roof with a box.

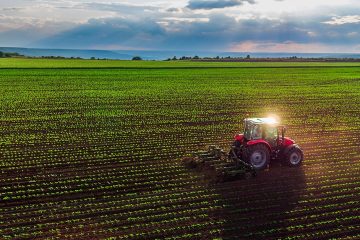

[245,118,279,125]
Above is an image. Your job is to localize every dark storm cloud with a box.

[32,12,360,50]
[33,18,165,49]
[167,7,181,12]
[187,0,255,10]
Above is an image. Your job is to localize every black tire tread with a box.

[282,145,304,167]
[243,144,270,171]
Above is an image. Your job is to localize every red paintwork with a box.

[246,139,271,150]
[283,137,295,147]
[234,134,244,142]
[235,132,295,151]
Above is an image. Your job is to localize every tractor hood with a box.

[284,137,295,146]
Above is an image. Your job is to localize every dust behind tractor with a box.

[183,117,304,182]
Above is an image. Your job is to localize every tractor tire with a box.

[244,144,270,171]
[283,145,303,167]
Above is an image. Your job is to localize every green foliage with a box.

[0,51,23,58]
[132,56,142,60]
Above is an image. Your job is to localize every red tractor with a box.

[232,118,303,170]
[183,118,303,181]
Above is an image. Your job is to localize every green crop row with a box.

[0,59,359,239]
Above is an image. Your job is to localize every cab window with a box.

[251,124,262,140]
[265,126,278,140]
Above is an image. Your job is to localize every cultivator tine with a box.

[183,145,257,182]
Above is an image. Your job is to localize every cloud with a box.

[30,12,360,52]
[80,2,158,13]
[2,0,360,53]
[167,8,181,12]
[0,17,74,47]
[33,18,165,49]
[0,14,73,32]
[230,41,333,53]
[1,7,24,11]
[187,0,255,10]
[323,15,360,25]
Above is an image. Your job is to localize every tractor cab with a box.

[243,118,285,147]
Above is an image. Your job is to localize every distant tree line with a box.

[165,55,252,61]
[1,51,360,62]
[38,56,144,60]
[36,56,83,59]
[35,56,144,60]
[132,56,142,60]
[1,54,144,60]
[0,51,24,58]
[164,55,360,62]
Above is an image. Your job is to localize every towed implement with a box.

[183,117,304,182]
[183,145,256,182]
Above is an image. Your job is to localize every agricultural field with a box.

[0,58,360,239]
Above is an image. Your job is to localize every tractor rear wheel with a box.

[283,146,303,167]
[244,144,270,170]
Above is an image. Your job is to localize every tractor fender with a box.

[246,139,272,152]
[281,144,304,166]
[283,137,295,147]
[233,134,244,148]
[234,134,244,142]
[282,144,301,156]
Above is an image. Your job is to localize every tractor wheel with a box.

[283,146,303,167]
[244,144,270,170]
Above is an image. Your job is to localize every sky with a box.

[0,0,360,53]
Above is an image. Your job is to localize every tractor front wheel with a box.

[283,146,303,167]
[244,144,270,170]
